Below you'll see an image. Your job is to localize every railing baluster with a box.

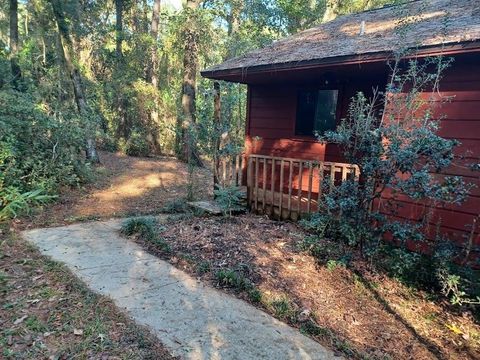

[271,159,276,216]
[297,161,303,214]
[318,162,324,207]
[254,157,259,211]
[354,165,360,182]
[307,162,313,213]
[330,164,336,192]
[341,165,347,182]
[279,159,285,219]
[247,157,253,206]
[287,160,293,218]
[262,158,267,212]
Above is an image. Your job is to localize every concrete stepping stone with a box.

[23,219,340,360]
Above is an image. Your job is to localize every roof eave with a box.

[201,41,480,83]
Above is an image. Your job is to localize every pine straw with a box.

[136,214,480,360]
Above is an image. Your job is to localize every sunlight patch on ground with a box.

[95,174,166,201]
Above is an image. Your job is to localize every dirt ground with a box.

[20,151,212,229]
[132,214,480,360]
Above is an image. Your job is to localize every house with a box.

[201,0,480,262]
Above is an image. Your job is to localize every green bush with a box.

[161,198,189,214]
[215,268,252,291]
[124,131,150,157]
[0,90,91,220]
[213,185,244,216]
[120,216,170,252]
[375,243,480,309]
[120,216,158,241]
[298,57,479,308]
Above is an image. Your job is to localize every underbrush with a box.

[215,267,262,303]
[120,216,171,253]
[0,90,93,221]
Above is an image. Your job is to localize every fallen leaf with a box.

[14,315,28,325]
[446,323,463,335]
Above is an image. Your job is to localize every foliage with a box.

[265,295,297,322]
[0,188,55,221]
[299,55,476,307]
[161,198,190,214]
[123,131,150,157]
[0,90,90,221]
[120,216,158,241]
[120,216,170,252]
[300,320,329,337]
[213,185,244,216]
[215,268,252,291]
[376,243,480,308]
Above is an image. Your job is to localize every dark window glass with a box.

[295,89,339,136]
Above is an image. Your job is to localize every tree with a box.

[147,0,161,88]
[9,0,22,89]
[323,0,339,22]
[115,0,123,60]
[178,0,203,166]
[49,0,100,163]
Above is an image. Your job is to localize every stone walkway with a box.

[22,219,340,360]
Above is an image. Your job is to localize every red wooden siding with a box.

[243,54,480,265]
[378,58,480,263]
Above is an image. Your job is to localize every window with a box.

[295,89,339,136]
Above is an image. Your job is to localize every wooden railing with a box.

[246,154,360,220]
[214,154,245,188]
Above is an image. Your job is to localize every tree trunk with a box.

[50,0,100,163]
[9,0,22,89]
[115,0,123,60]
[323,0,339,23]
[177,0,202,166]
[222,0,243,151]
[147,0,161,87]
[226,0,243,59]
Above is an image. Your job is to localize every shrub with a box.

[120,216,171,252]
[215,268,253,291]
[298,55,478,307]
[300,320,329,337]
[196,260,211,275]
[267,295,297,322]
[0,188,55,221]
[0,90,91,220]
[120,216,158,241]
[213,185,244,217]
[161,198,189,214]
[124,131,150,157]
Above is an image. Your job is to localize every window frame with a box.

[292,86,342,140]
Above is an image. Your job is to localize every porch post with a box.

[213,81,221,192]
